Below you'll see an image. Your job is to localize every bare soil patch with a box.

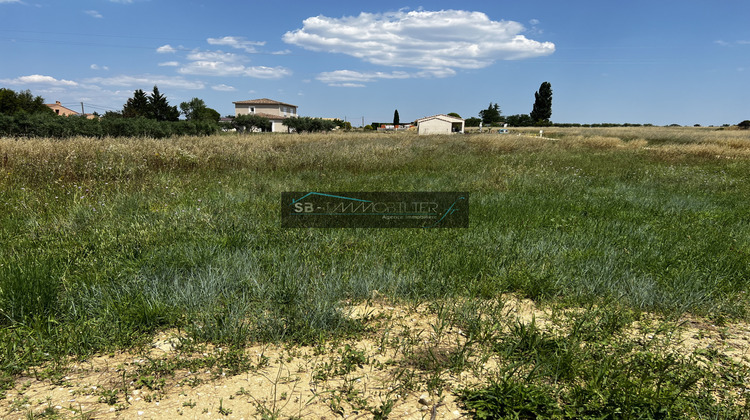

[3,296,749,419]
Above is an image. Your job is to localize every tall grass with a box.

[1,129,749,378]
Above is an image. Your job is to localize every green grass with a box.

[1,129,750,416]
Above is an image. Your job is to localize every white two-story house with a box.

[232,98,298,132]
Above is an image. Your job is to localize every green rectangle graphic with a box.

[281,192,469,228]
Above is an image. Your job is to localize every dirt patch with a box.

[3,297,749,419]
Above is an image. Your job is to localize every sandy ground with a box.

[3,297,749,419]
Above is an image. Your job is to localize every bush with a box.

[738,120,750,130]
[0,114,220,138]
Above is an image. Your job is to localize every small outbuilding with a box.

[416,114,465,135]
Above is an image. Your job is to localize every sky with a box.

[0,0,748,126]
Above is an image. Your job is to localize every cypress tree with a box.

[530,82,553,124]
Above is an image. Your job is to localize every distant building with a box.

[46,101,79,117]
[232,98,298,132]
[416,114,465,135]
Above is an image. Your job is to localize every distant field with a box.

[1,127,750,418]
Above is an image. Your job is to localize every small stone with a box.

[418,394,432,406]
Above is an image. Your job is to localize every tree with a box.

[180,97,220,122]
[122,89,150,118]
[464,117,482,127]
[739,120,750,130]
[447,112,462,118]
[530,82,553,124]
[479,103,502,125]
[148,86,179,122]
[505,114,534,127]
[0,88,53,115]
[393,109,400,126]
[283,116,337,133]
[233,114,271,132]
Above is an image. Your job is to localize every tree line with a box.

[0,87,345,138]
[467,82,553,127]
[0,86,222,138]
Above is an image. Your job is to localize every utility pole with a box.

[81,102,85,115]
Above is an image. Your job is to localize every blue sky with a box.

[1,0,748,126]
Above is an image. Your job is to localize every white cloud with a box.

[529,19,540,25]
[176,48,292,79]
[84,10,103,18]
[186,50,244,63]
[243,66,292,79]
[0,74,78,86]
[317,70,410,85]
[283,9,555,77]
[0,0,22,3]
[715,40,750,47]
[158,61,180,67]
[178,61,247,76]
[85,74,204,90]
[90,64,109,71]
[157,44,176,54]
[207,36,265,53]
[330,82,366,88]
[316,68,454,86]
[211,84,236,91]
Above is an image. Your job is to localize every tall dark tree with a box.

[148,86,179,122]
[393,109,400,126]
[122,89,150,118]
[530,82,553,124]
[479,102,502,125]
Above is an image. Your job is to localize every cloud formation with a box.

[177,48,292,79]
[317,70,410,86]
[316,68,458,87]
[1,74,78,86]
[283,9,555,75]
[84,10,103,18]
[207,36,265,53]
[156,44,176,54]
[85,74,204,90]
[211,84,236,92]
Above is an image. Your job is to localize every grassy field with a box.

[1,127,750,418]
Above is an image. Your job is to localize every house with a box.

[416,114,465,135]
[46,101,79,117]
[232,98,298,132]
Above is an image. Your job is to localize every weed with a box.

[217,398,231,416]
